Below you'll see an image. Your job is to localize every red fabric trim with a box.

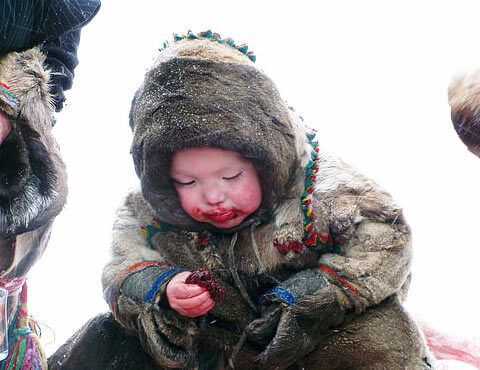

[318,265,359,295]
[117,261,166,281]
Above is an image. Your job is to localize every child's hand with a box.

[166,271,216,317]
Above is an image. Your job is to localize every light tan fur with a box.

[448,69,480,114]
[154,38,254,67]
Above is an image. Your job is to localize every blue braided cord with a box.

[259,287,295,306]
[144,268,186,303]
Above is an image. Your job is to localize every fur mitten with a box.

[246,269,345,368]
[137,304,197,369]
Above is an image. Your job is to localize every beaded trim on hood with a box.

[301,132,340,253]
[159,29,256,62]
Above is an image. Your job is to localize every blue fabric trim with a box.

[144,268,185,303]
[260,287,295,306]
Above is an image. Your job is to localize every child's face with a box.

[170,147,262,229]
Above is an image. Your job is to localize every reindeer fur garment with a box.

[0,48,67,238]
[0,47,67,369]
[449,68,480,157]
[84,38,433,369]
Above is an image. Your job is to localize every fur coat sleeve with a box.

[314,152,411,311]
[102,192,197,368]
[247,151,412,368]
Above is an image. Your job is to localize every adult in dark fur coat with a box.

[0,2,99,366]
[50,32,434,369]
[0,47,67,369]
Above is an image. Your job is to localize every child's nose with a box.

[203,185,226,205]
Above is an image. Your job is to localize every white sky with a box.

[25,0,480,356]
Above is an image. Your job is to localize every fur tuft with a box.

[448,69,480,156]
[155,38,254,66]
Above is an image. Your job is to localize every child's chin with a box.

[208,216,245,229]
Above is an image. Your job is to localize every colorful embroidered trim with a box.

[0,276,26,296]
[105,261,166,314]
[0,81,17,106]
[273,132,341,255]
[0,283,47,370]
[273,239,303,255]
[259,287,295,306]
[140,219,172,249]
[318,265,359,296]
[301,132,341,253]
[144,268,186,303]
[159,29,257,62]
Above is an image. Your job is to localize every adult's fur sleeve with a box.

[102,192,196,368]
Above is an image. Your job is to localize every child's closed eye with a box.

[173,179,196,186]
[222,171,243,181]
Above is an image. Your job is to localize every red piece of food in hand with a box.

[185,268,226,303]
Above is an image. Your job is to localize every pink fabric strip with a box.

[0,276,27,295]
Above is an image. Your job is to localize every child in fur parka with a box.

[101,32,434,369]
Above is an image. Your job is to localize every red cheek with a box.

[192,207,203,219]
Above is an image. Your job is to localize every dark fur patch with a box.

[0,125,30,198]
[48,313,158,370]
[0,116,66,237]
[451,107,480,152]
[0,117,56,199]
[19,120,57,195]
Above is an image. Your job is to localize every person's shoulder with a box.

[313,151,402,226]
[315,150,388,198]
[116,189,156,224]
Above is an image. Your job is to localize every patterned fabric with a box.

[273,132,341,255]
[301,132,341,253]
[0,284,47,370]
[139,219,172,249]
[0,82,17,108]
[0,277,26,296]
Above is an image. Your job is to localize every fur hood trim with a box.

[0,48,67,236]
[130,37,308,231]
[449,69,480,157]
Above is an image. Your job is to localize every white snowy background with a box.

[26,0,480,355]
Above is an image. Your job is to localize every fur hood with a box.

[449,68,480,157]
[0,48,67,237]
[130,37,308,232]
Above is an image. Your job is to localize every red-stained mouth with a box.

[202,208,244,223]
